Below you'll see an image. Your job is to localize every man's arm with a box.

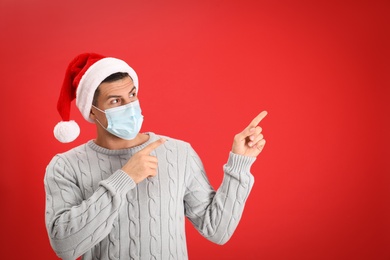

[44,155,135,260]
[184,147,256,244]
[184,111,267,244]
[44,138,165,259]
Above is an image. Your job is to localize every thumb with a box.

[139,138,166,155]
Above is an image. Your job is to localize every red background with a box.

[1,1,389,259]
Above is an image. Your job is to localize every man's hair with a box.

[92,72,130,106]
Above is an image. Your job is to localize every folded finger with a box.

[249,134,264,147]
[256,139,266,150]
[249,126,262,141]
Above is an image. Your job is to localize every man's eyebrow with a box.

[106,87,136,99]
[106,94,122,100]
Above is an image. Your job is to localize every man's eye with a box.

[130,92,136,98]
[111,99,119,104]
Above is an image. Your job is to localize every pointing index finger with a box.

[140,138,166,155]
[248,111,268,128]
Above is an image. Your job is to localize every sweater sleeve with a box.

[184,146,256,245]
[44,155,136,260]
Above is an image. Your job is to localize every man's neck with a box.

[94,133,149,150]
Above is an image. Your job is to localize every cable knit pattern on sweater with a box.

[44,133,255,260]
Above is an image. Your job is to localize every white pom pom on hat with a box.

[54,120,80,143]
[54,53,139,143]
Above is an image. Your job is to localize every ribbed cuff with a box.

[224,152,256,174]
[99,170,136,197]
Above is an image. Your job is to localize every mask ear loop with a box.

[91,105,109,131]
[95,118,108,130]
[92,105,105,114]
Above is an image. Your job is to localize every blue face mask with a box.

[93,100,144,140]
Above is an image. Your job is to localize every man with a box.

[45,53,267,260]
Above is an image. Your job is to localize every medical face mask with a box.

[93,100,144,140]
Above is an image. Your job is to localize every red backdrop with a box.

[1,1,389,259]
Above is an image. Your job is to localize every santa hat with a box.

[53,53,139,143]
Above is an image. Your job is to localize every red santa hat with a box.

[54,53,139,143]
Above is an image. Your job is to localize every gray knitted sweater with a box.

[44,132,255,260]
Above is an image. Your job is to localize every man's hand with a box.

[121,138,166,183]
[232,111,268,157]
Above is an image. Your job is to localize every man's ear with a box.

[89,109,96,121]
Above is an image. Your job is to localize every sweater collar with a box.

[87,132,157,155]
